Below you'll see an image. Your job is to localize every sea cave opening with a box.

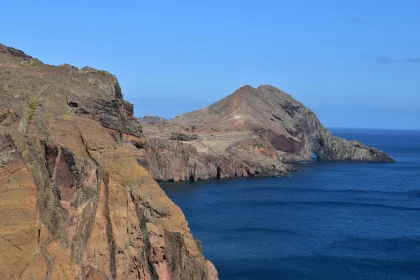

[216,166,221,179]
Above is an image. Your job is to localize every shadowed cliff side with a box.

[0,43,217,280]
[139,85,394,182]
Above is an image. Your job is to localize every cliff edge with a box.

[0,44,217,279]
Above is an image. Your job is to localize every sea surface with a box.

[160,128,420,280]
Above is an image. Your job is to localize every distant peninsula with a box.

[138,85,394,182]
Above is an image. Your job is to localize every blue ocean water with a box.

[161,128,420,280]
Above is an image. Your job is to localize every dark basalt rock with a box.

[138,115,168,124]
[169,132,198,141]
[0,43,33,60]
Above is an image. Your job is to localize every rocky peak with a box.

[138,115,168,124]
[0,43,141,137]
[170,84,394,162]
[138,84,394,183]
[0,43,33,60]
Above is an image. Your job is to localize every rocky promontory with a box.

[0,44,217,279]
[0,42,394,279]
[138,85,394,182]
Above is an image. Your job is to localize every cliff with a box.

[0,44,217,279]
[138,85,394,181]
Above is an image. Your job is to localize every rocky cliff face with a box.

[139,85,394,182]
[0,44,217,279]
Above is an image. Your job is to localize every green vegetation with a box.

[29,59,37,67]
[0,111,11,122]
[46,113,52,122]
[99,70,107,76]
[63,107,74,120]
[27,101,37,122]
[170,132,198,141]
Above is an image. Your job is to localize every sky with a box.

[1,0,419,129]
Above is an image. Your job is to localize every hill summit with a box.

[139,85,394,181]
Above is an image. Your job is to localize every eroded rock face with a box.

[138,137,289,182]
[139,85,394,182]
[0,44,217,279]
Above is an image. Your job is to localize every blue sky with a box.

[1,0,419,129]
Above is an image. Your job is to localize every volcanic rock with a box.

[0,44,217,279]
[139,85,394,181]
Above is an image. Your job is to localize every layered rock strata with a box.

[0,43,217,280]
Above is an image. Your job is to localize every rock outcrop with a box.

[139,85,394,182]
[137,115,167,124]
[0,43,217,279]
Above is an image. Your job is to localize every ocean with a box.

[160,128,420,280]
